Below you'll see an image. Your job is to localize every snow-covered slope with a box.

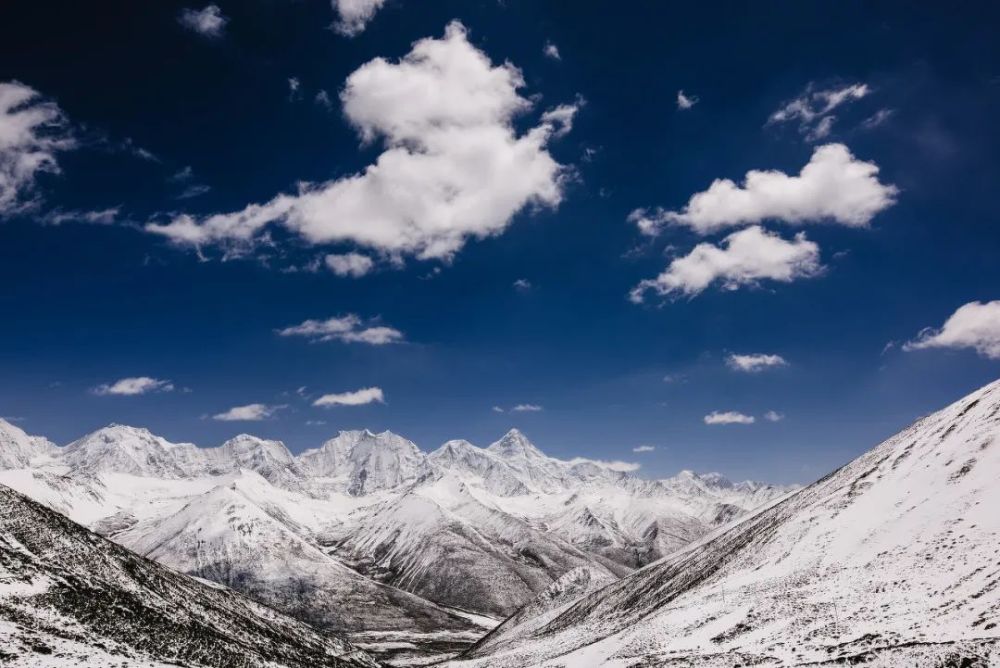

[452,379,1000,667]
[0,420,788,664]
[330,475,622,617]
[0,481,378,668]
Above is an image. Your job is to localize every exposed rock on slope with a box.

[0,482,377,668]
[453,380,1000,667]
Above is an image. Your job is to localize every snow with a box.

[0,417,790,665]
[448,379,1000,667]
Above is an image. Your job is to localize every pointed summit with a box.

[487,428,546,459]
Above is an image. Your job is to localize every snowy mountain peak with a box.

[63,424,199,478]
[299,428,428,495]
[487,428,546,459]
[0,418,56,468]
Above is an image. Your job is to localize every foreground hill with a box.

[0,482,377,668]
[450,379,1000,667]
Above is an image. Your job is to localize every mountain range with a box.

[0,421,790,665]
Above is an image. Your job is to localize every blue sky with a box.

[1,1,999,484]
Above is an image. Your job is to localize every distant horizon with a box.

[7,375,996,487]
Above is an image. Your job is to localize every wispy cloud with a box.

[726,353,788,373]
[511,404,543,412]
[213,403,281,421]
[313,387,384,407]
[764,410,784,422]
[325,252,374,278]
[178,4,228,38]
[704,410,755,425]
[278,314,403,345]
[92,377,173,396]
[676,90,698,110]
[543,41,561,61]
[0,81,75,217]
[632,445,655,453]
[768,82,869,141]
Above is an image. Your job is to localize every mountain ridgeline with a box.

[0,421,789,665]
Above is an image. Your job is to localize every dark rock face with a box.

[0,483,378,668]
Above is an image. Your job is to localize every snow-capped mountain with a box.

[300,429,432,495]
[0,481,378,668]
[450,379,1000,667]
[0,418,789,665]
[0,417,56,468]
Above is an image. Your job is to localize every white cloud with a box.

[768,82,869,141]
[726,352,788,373]
[511,404,543,412]
[178,4,228,38]
[704,411,755,425]
[42,207,119,226]
[764,410,785,422]
[278,314,403,345]
[632,445,655,453]
[492,406,505,413]
[630,144,897,236]
[333,0,387,36]
[313,386,384,407]
[146,22,576,266]
[92,377,174,396]
[543,41,561,61]
[566,457,640,472]
[630,225,821,302]
[315,90,333,111]
[513,278,532,292]
[0,81,74,216]
[862,108,894,130]
[288,77,301,100]
[903,300,1000,360]
[213,403,279,421]
[676,90,698,110]
[325,252,374,277]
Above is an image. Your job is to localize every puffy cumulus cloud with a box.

[676,90,698,110]
[0,81,74,216]
[148,22,577,266]
[333,0,387,36]
[768,82,869,141]
[277,314,403,345]
[313,386,384,407]
[764,410,785,422]
[92,377,174,396]
[543,41,561,61]
[631,144,897,236]
[704,410,755,425]
[903,300,1000,360]
[726,352,788,373]
[566,457,640,473]
[178,4,228,38]
[630,225,821,302]
[325,252,374,277]
[511,404,543,412]
[632,445,655,453]
[213,403,280,421]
